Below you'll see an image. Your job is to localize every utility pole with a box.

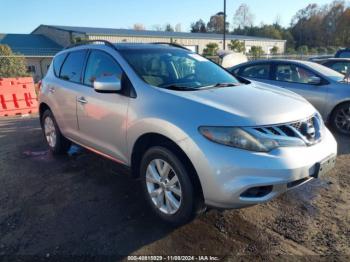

[223,0,226,50]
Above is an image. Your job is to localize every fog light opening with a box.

[240,185,273,198]
[287,177,310,188]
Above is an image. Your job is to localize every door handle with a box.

[77,97,88,104]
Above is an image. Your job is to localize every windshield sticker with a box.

[188,54,208,62]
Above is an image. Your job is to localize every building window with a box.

[27,65,36,74]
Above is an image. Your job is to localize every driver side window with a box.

[84,50,122,86]
[275,64,317,84]
[240,64,270,79]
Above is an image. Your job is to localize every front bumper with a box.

[183,128,337,209]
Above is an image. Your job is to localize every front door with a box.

[76,50,130,164]
[48,50,88,140]
[270,63,329,116]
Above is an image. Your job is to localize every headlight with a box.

[199,126,279,152]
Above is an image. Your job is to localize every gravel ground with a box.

[0,115,349,261]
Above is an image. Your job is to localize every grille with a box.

[251,114,322,145]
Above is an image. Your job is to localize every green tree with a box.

[249,46,265,58]
[207,12,229,33]
[259,25,283,39]
[164,24,174,32]
[297,45,309,54]
[72,36,89,44]
[317,47,328,54]
[286,47,297,54]
[282,30,295,49]
[270,46,279,55]
[0,45,28,78]
[309,47,318,54]
[228,40,245,53]
[327,46,338,54]
[203,43,219,56]
[190,19,207,33]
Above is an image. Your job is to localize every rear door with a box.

[48,50,88,140]
[76,49,130,163]
[270,62,329,115]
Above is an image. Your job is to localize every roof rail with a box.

[64,40,117,50]
[151,42,190,51]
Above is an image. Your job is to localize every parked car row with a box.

[229,59,350,135]
[308,48,350,75]
[39,41,338,225]
[317,58,350,76]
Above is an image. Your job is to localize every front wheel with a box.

[41,110,71,154]
[331,102,350,135]
[140,146,198,226]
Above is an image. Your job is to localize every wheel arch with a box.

[130,132,204,202]
[328,100,350,122]
[39,103,51,124]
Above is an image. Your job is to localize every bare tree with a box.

[274,15,282,27]
[233,4,254,29]
[175,23,182,32]
[133,23,145,31]
[152,24,163,31]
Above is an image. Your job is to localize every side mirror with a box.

[93,76,121,93]
[308,76,321,85]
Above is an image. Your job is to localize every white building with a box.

[33,25,286,55]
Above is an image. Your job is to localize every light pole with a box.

[223,0,226,50]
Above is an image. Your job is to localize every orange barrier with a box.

[0,77,38,117]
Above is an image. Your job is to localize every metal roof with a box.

[34,25,286,42]
[0,34,62,56]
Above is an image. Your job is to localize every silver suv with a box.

[39,41,337,225]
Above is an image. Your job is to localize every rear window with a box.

[338,51,350,58]
[59,50,87,83]
[53,53,67,76]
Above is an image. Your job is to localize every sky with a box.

[0,0,335,34]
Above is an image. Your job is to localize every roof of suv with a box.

[64,42,190,52]
[113,43,189,51]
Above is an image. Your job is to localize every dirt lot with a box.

[0,115,349,261]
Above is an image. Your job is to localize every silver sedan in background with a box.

[229,60,350,135]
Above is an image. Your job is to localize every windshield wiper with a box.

[161,84,199,91]
[161,82,240,91]
[213,82,240,87]
[197,82,240,89]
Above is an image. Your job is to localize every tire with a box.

[330,102,350,136]
[41,110,71,154]
[140,146,198,226]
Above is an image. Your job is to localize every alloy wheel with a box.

[335,106,350,134]
[44,116,57,148]
[146,159,182,215]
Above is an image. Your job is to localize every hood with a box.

[162,82,316,126]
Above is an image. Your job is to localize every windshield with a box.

[119,48,240,90]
